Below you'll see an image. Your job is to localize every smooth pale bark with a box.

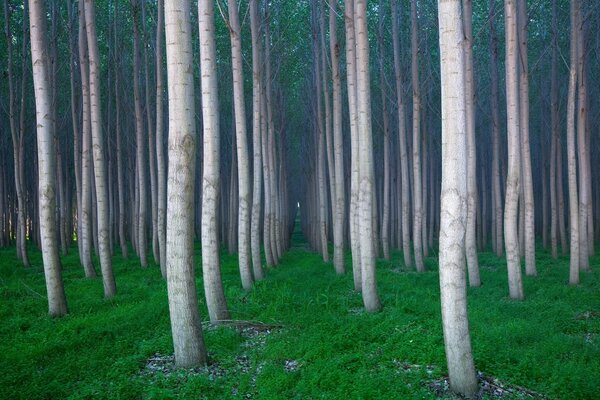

[164,0,207,368]
[84,0,116,298]
[550,0,559,259]
[249,0,264,281]
[462,0,480,287]
[313,5,329,264]
[391,0,412,268]
[132,0,147,268]
[411,0,424,272]
[78,2,96,277]
[229,0,253,290]
[319,0,335,268]
[504,0,524,300]
[330,0,346,275]
[437,0,478,395]
[344,0,361,291]
[29,0,68,317]
[156,0,166,275]
[567,0,580,285]
[67,0,84,260]
[575,2,590,272]
[517,0,536,277]
[4,0,30,267]
[489,0,503,257]
[140,0,159,266]
[199,0,230,323]
[355,0,381,313]
[378,0,390,261]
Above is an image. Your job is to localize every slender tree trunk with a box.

[330,0,346,274]
[156,0,166,275]
[78,2,96,277]
[250,0,265,281]
[29,0,69,317]
[462,0,480,286]
[355,0,381,312]
[504,0,524,300]
[411,0,424,272]
[567,0,580,285]
[84,0,116,297]
[391,0,412,268]
[576,2,590,272]
[550,0,559,259]
[344,0,361,291]
[437,0,478,394]
[164,0,207,368]
[378,0,390,261]
[132,0,147,267]
[489,0,503,257]
[199,0,230,322]
[229,0,253,289]
[518,0,536,276]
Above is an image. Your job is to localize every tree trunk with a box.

[411,0,424,272]
[437,0,478,394]
[78,2,96,278]
[518,0,536,277]
[504,0,524,300]
[489,0,503,258]
[550,0,559,259]
[378,0,390,261]
[576,2,590,272]
[344,0,361,291]
[229,0,254,289]
[132,0,147,268]
[156,0,165,272]
[463,0,480,286]
[391,0,412,268]
[84,0,116,297]
[354,0,381,313]
[330,0,346,274]
[164,0,207,368]
[199,0,230,322]
[29,0,69,317]
[250,0,265,281]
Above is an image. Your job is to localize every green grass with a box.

[0,233,598,399]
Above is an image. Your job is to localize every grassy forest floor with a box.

[0,229,599,399]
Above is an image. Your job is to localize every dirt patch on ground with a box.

[427,372,547,399]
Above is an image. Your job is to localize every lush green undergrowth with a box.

[0,235,598,399]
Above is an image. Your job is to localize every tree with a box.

[437,0,478,395]
[29,0,68,317]
[250,0,265,282]
[411,0,425,272]
[329,0,346,275]
[164,0,207,368]
[517,0,536,277]
[199,0,230,322]
[504,0,524,300]
[156,0,166,275]
[462,0,480,287]
[228,0,253,290]
[391,0,412,269]
[354,0,381,313]
[567,0,580,285]
[84,0,116,297]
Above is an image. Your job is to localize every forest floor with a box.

[0,231,599,399]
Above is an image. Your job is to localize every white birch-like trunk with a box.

[164,0,207,368]
[437,0,478,395]
[29,0,68,317]
[199,0,230,323]
[84,0,116,297]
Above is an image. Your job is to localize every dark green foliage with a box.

[0,240,598,399]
